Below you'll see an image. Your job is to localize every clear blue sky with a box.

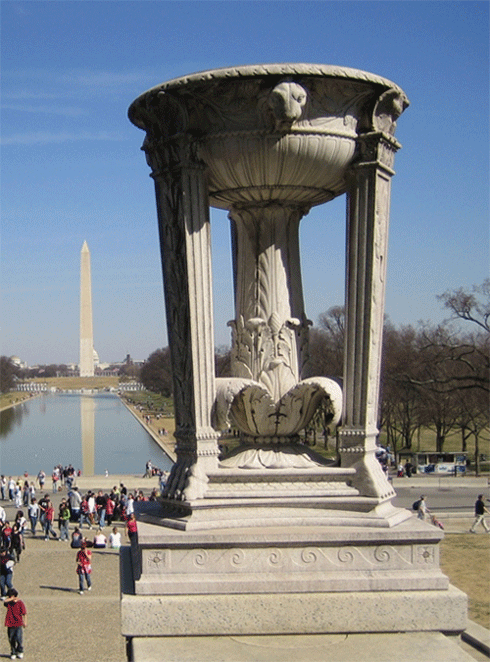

[1,1,488,366]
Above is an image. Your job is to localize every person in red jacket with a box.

[4,587,27,659]
[105,496,115,527]
[43,500,58,540]
[126,513,138,542]
[76,542,92,595]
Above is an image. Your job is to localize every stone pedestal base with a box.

[138,484,412,531]
[121,517,467,646]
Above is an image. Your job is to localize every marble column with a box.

[339,130,401,498]
[142,124,219,500]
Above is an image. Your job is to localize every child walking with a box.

[3,587,27,660]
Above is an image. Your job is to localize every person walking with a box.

[10,524,23,564]
[76,542,92,595]
[0,550,15,600]
[95,491,107,528]
[13,488,21,511]
[21,483,29,508]
[68,487,82,522]
[126,513,138,542]
[8,478,15,502]
[105,495,115,527]
[87,492,96,527]
[3,587,27,660]
[58,500,71,542]
[37,470,45,490]
[43,499,58,541]
[469,495,490,533]
[417,495,430,521]
[51,468,59,494]
[79,496,91,530]
[27,500,39,536]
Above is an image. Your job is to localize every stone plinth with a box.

[131,517,449,595]
[121,518,467,637]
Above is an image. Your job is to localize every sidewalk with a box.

[1,487,129,662]
[392,476,489,489]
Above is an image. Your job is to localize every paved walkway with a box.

[0,477,160,662]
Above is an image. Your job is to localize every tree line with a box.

[307,281,489,471]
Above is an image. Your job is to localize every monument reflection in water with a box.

[0,394,173,476]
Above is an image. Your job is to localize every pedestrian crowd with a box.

[0,466,162,659]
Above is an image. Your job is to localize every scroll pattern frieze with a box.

[143,543,425,575]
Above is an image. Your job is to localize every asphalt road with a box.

[392,482,490,514]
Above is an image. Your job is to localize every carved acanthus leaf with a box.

[213,375,342,439]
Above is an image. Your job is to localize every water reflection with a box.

[0,405,25,438]
[0,394,173,476]
[81,396,95,477]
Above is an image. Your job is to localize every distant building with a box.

[9,356,27,370]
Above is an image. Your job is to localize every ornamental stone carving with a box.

[129,63,409,512]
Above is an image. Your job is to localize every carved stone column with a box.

[339,130,401,499]
[142,123,219,499]
[228,203,311,401]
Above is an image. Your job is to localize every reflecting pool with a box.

[0,393,173,476]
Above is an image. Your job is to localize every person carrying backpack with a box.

[413,495,430,521]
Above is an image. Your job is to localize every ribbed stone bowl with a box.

[128,64,406,209]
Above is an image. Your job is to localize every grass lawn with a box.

[440,532,490,628]
[0,391,40,410]
[119,389,174,415]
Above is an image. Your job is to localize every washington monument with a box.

[79,240,94,377]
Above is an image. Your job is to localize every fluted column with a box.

[143,129,219,499]
[339,131,401,498]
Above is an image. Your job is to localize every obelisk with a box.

[79,241,94,377]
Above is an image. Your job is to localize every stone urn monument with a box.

[123,64,467,660]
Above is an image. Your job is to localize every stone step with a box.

[130,632,479,662]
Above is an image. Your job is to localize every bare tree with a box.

[305,306,344,381]
[438,279,490,332]
[381,323,424,454]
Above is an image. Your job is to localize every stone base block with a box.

[130,632,476,662]
[121,583,467,637]
[131,517,447,595]
[138,495,412,531]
